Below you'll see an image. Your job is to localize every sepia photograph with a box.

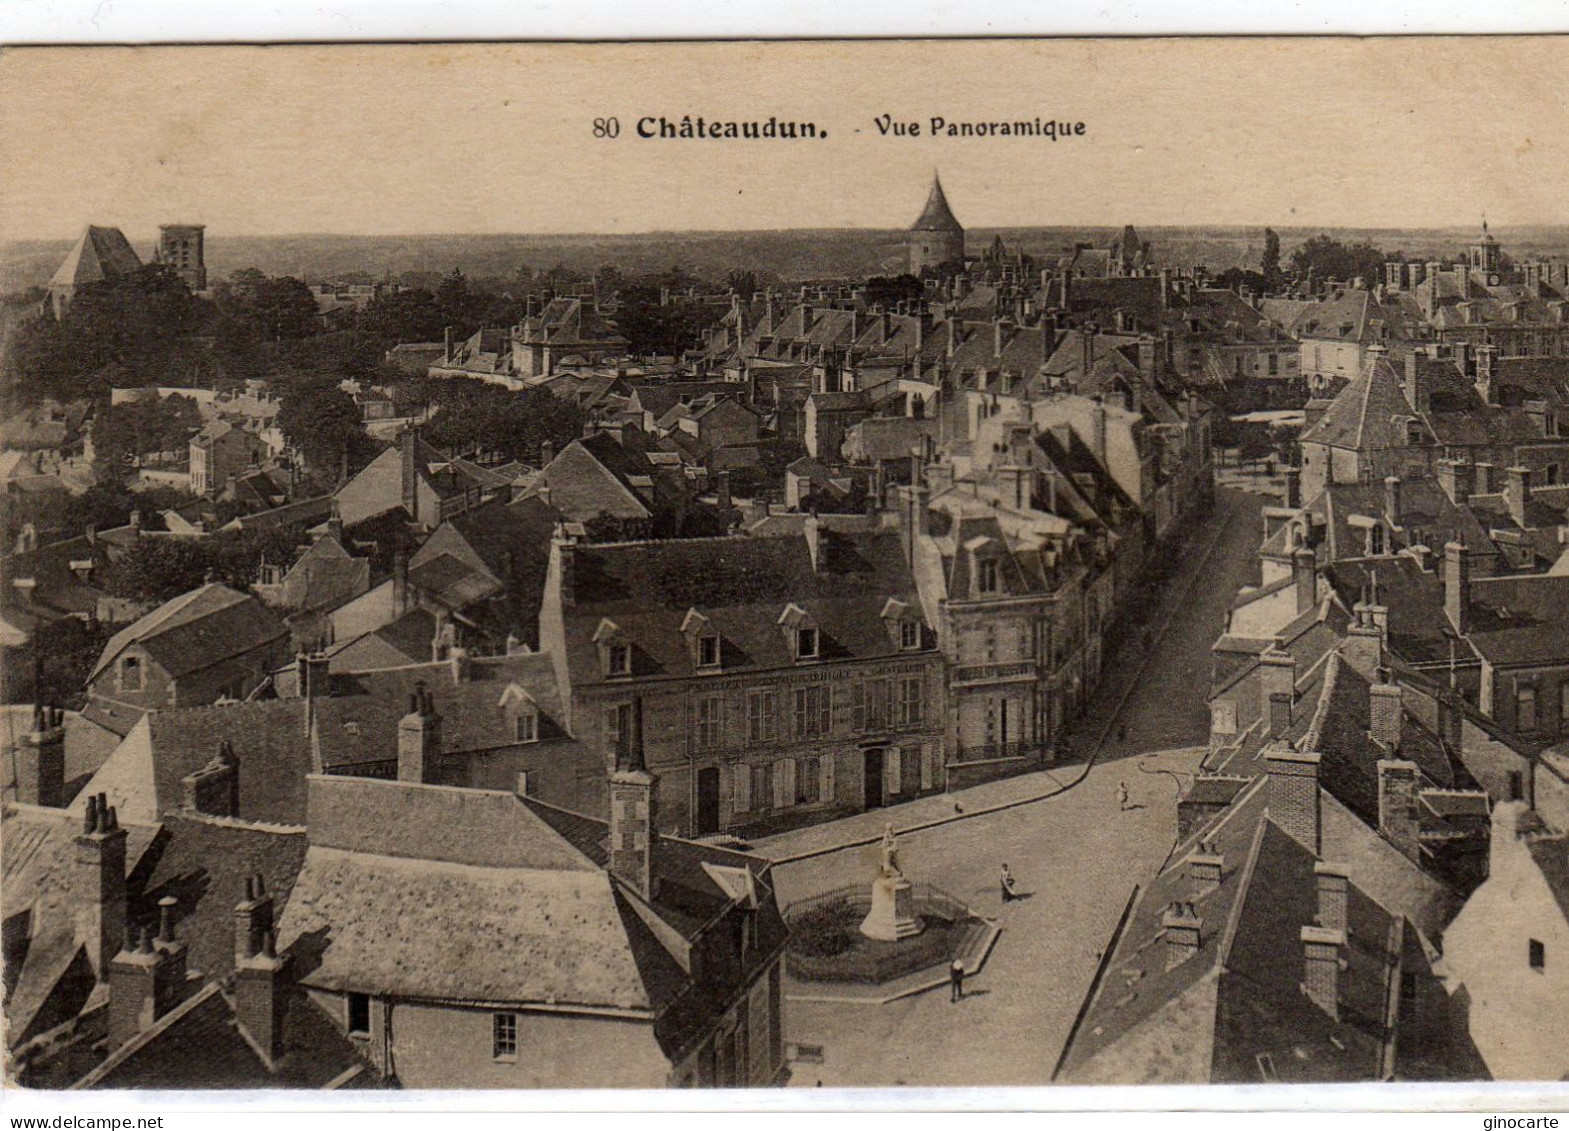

[0,35,1566,1107]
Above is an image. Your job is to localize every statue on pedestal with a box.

[859,823,924,941]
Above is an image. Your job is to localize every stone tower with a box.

[157,224,207,291]
[908,175,965,275]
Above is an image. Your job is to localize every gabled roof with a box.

[89,584,287,683]
[49,226,143,290]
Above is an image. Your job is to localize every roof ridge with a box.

[1215,804,1274,970]
[1300,650,1342,753]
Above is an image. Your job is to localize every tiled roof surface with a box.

[89,585,287,683]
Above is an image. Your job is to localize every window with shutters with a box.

[898,676,923,726]
[796,756,820,803]
[747,689,778,743]
[794,686,830,738]
[697,695,724,749]
[750,762,774,811]
[851,679,889,732]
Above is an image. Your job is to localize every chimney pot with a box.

[1265,744,1322,855]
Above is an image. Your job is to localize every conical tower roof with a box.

[911,176,963,233]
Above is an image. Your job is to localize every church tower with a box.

[157,224,207,291]
[908,175,965,276]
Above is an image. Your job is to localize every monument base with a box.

[859,875,924,941]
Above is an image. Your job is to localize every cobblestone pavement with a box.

[771,489,1267,1086]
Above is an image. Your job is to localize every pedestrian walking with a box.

[1000,863,1018,902]
[949,958,965,1002]
[1116,780,1131,811]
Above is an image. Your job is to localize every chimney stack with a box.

[1369,674,1403,750]
[1265,745,1322,855]
[1506,466,1532,527]
[1292,547,1317,615]
[76,793,128,981]
[1437,459,1473,506]
[397,682,441,784]
[1188,842,1224,893]
[1161,902,1203,968]
[234,874,274,967]
[540,439,555,468]
[235,928,290,1067]
[1377,759,1422,861]
[399,428,419,522]
[1342,604,1384,680]
[181,741,239,818]
[1259,648,1297,735]
[16,704,65,807]
[1283,466,1301,509]
[1300,925,1345,1020]
[298,650,330,703]
[1314,861,1349,933]
[107,898,188,1053]
[608,696,655,900]
[1474,462,1495,496]
[1443,542,1470,636]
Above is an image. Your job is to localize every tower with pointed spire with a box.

[908,174,966,275]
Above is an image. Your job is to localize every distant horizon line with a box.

[9,220,1569,247]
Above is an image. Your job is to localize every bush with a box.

[789,897,860,958]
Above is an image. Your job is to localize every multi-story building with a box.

[908,175,966,275]
[539,522,946,837]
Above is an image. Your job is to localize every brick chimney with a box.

[1443,542,1470,636]
[1292,547,1317,615]
[16,704,65,807]
[1377,759,1422,861]
[234,874,274,967]
[1259,648,1296,735]
[397,682,441,784]
[1161,902,1202,968]
[609,696,655,900]
[1300,924,1345,1019]
[107,898,188,1052]
[399,428,419,521]
[1403,350,1431,414]
[1265,745,1321,855]
[182,741,239,818]
[1314,861,1349,933]
[1188,842,1224,893]
[552,531,577,609]
[76,793,128,981]
[1474,462,1495,496]
[236,927,289,1067]
[1369,674,1403,750]
[1506,466,1532,527]
[1476,344,1498,404]
[392,546,410,619]
[1342,604,1384,680]
[1283,466,1301,509]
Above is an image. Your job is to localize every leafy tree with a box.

[1288,235,1388,290]
[435,268,485,338]
[1214,268,1269,295]
[419,377,586,465]
[91,394,204,478]
[864,274,924,310]
[725,269,758,298]
[359,287,445,345]
[12,617,114,709]
[616,281,723,358]
[274,375,378,483]
[1261,227,1283,289]
[213,268,320,342]
[104,538,212,603]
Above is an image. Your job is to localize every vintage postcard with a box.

[0,38,1567,1104]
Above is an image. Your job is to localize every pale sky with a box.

[2,38,1567,240]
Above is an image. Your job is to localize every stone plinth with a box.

[859,874,923,941]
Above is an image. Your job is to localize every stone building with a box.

[908,176,966,276]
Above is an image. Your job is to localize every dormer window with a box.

[682,608,721,670]
[979,559,1000,594]
[608,642,631,676]
[514,711,538,743]
[900,620,921,650]
[797,627,818,659]
[595,617,632,678]
[881,597,924,651]
[698,634,720,668]
[778,603,821,662]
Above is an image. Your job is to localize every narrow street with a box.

[770,487,1266,1086]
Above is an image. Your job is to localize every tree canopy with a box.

[1288,235,1388,289]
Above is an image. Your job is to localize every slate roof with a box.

[49,226,143,290]
[1464,573,1569,667]
[911,177,962,232]
[76,983,379,1090]
[89,584,287,683]
[1527,829,1569,924]
[1299,351,1424,451]
[1058,780,1405,1084]
[559,530,926,688]
[3,806,162,1047]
